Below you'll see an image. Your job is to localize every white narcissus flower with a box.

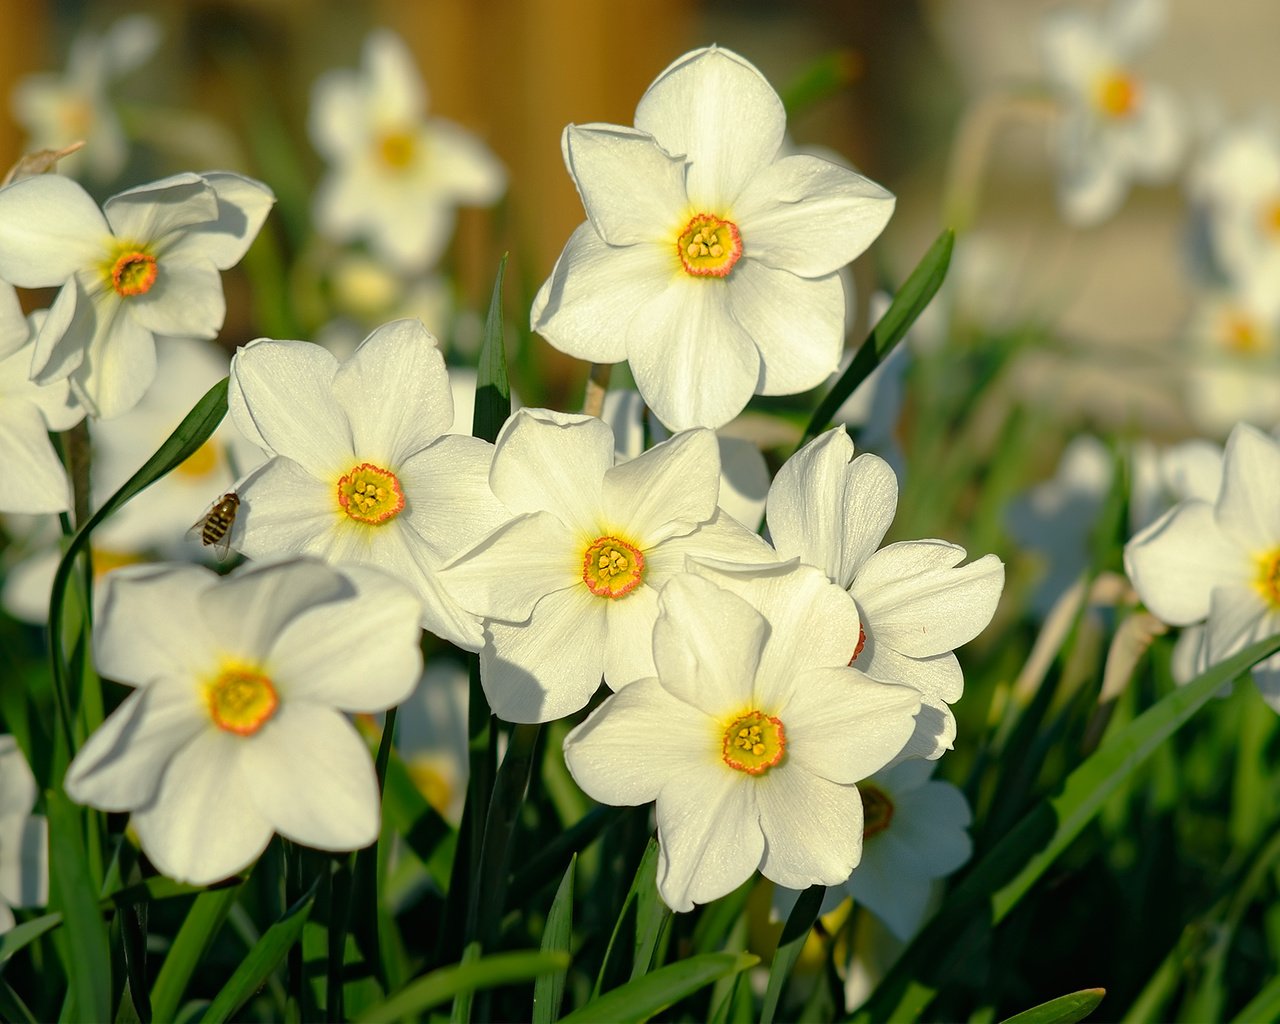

[309,30,506,272]
[439,408,776,723]
[0,284,83,514]
[10,14,160,183]
[1040,0,1184,226]
[0,171,274,419]
[563,574,921,912]
[228,319,510,649]
[1125,423,1280,710]
[64,559,423,885]
[1182,285,1280,437]
[0,736,49,934]
[531,45,894,431]
[765,426,1005,759]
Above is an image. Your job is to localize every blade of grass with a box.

[760,884,824,1024]
[533,856,576,1024]
[561,952,759,1024]
[999,988,1106,1024]
[149,883,241,1023]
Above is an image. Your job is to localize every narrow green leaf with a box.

[594,837,660,997]
[631,850,672,980]
[356,950,569,1023]
[561,952,759,1024]
[1229,972,1280,1024]
[760,885,824,1024]
[999,988,1106,1024]
[202,877,319,1024]
[473,254,511,444]
[510,805,626,897]
[149,883,241,1023]
[46,788,111,1024]
[0,977,38,1024]
[48,377,228,753]
[799,228,953,449]
[533,856,576,1024]
[781,50,861,117]
[860,631,1280,1023]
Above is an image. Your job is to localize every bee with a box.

[190,492,240,561]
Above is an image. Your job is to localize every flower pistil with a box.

[206,663,279,736]
[676,213,743,277]
[721,710,785,775]
[103,244,158,297]
[582,535,645,598]
[337,462,406,524]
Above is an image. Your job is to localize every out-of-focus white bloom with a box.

[10,15,160,183]
[394,659,470,826]
[1041,0,1184,225]
[0,286,83,513]
[1125,423,1280,709]
[1181,285,1280,436]
[601,389,770,530]
[441,408,776,722]
[532,45,894,431]
[563,574,921,912]
[0,735,49,933]
[0,171,273,418]
[309,30,506,272]
[64,559,423,885]
[1188,116,1280,289]
[228,320,510,649]
[766,426,1004,759]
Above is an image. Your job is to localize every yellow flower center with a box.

[582,535,645,598]
[860,782,895,839]
[337,463,405,524]
[378,130,417,170]
[1255,548,1280,609]
[1222,311,1263,355]
[108,249,158,297]
[721,710,786,775]
[173,439,222,480]
[1094,71,1141,119]
[206,664,278,736]
[1261,197,1280,239]
[676,213,743,278]
[90,548,146,578]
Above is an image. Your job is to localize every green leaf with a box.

[533,856,576,1024]
[631,850,672,980]
[0,913,61,964]
[149,883,241,1023]
[45,788,111,1024]
[760,885,824,1024]
[355,950,569,1023]
[561,952,759,1024]
[202,877,319,1024]
[47,377,228,754]
[859,630,1280,1023]
[0,977,37,1024]
[999,988,1106,1024]
[1229,971,1280,1024]
[594,837,661,997]
[781,50,862,117]
[799,228,953,449]
[473,254,511,444]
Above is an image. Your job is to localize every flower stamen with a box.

[206,665,278,736]
[676,213,743,277]
[582,535,645,598]
[338,462,406,524]
[1094,71,1141,119]
[860,782,895,839]
[110,250,158,297]
[1255,548,1280,608]
[378,130,416,170]
[721,710,786,775]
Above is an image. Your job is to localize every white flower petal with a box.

[200,559,351,665]
[228,339,352,477]
[717,436,770,529]
[890,703,956,763]
[602,584,663,688]
[635,46,784,209]
[364,29,425,124]
[171,171,275,269]
[421,119,507,204]
[756,767,864,889]
[655,769,761,911]
[563,679,714,806]
[0,174,107,286]
[69,301,158,420]
[489,409,611,534]
[1215,424,1280,552]
[601,428,719,543]
[0,403,73,514]
[768,430,898,588]
[233,457,344,560]
[855,639,964,708]
[131,730,273,885]
[644,508,778,584]
[854,546,1005,657]
[0,816,47,911]
[1123,86,1183,180]
[400,435,508,560]
[29,279,91,386]
[1203,585,1272,665]
[846,829,934,941]
[893,780,973,877]
[271,567,423,711]
[480,586,606,723]
[242,703,380,851]
[652,574,767,715]
[531,222,670,365]
[734,155,894,278]
[442,512,580,623]
[628,277,760,431]
[0,283,27,360]
[727,263,845,396]
[1125,500,1249,625]
[331,319,452,463]
[128,254,224,339]
[104,173,217,243]
[64,686,207,812]
[0,737,36,817]
[563,123,688,246]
